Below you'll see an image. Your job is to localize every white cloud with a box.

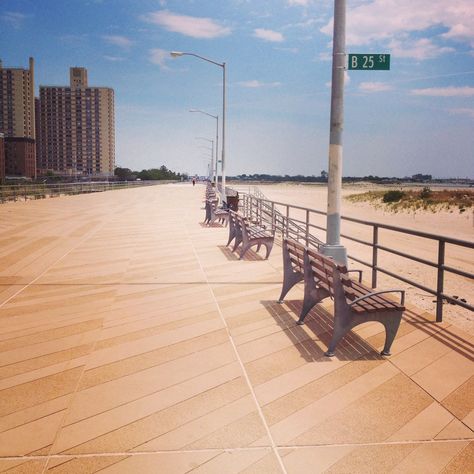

[411,86,474,97]
[275,47,299,54]
[389,38,454,60]
[253,28,284,42]
[149,48,171,69]
[104,55,125,62]
[102,35,133,50]
[319,51,332,61]
[287,0,311,6]
[144,10,231,39]
[1,11,27,29]
[449,108,474,118]
[321,0,474,52]
[359,82,393,93]
[326,71,350,88]
[236,80,282,88]
[58,34,89,47]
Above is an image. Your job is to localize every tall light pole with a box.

[321,0,347,265]
[171,51,227,204]
[196,137,214,181]
[190,109,219,187]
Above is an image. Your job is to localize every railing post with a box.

[305,210,310,246]
[372,225,378,288]
[286,205,289,239]
[271,202,275,232]
[436,240,445,322]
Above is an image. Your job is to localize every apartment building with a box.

[0,57,36,179]
[0,133,4,181]
[37,67,115,177]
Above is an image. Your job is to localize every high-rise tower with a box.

[0,57,36,178]
[37,67,115,177]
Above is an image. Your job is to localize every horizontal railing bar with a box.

[376,244,438,268]
[342,216,474,248]
[347,254,373,269]
[443,265,474,281]
[440,294,474,311]
[348,254,447,298]
[341,233,372,247]
[375,266,436,295]
[250,196,474,249]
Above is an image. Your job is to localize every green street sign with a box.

[348,54,390,70]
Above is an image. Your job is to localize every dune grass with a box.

[345,187,474,213]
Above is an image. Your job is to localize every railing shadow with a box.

[261,299,383,362]
[403,308,474,361]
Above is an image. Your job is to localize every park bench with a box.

[230,211,275,259]
[206,198,229,226]
[204,197,216,224]
[279,238,405,357]
[279,238,362,306]
[226,210,258,247]
[226,209,239,247]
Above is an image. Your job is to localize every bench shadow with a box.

[218,245,266,262]
[218,245,239,261]
[199,222,227,228]
[261,299,383,362]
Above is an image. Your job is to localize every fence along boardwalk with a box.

[0,184,472,473]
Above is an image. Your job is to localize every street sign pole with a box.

[321,0,348,266]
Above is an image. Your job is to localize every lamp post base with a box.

[320,244,347,266]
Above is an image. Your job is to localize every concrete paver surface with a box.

[0,184,472,473]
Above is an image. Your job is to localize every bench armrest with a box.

[349,289,405,307]
[346,269,363,282]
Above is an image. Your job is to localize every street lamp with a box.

[190,109,219,188]
[196,138,214,181]
[321,0,347,265]
[171,51,227,204]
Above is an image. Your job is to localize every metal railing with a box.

[240,190,473,322]
[0,180,176,203]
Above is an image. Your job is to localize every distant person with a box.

[192,178,196,186]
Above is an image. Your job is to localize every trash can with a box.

[225,190,239,211]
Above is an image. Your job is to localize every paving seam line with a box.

[187,219,289,474]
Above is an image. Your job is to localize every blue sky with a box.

[1,0,473,178]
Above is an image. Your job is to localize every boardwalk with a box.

[0,184,472,473]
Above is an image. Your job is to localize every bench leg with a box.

[297,299,316,325]
[264,241,274,259]
[380,311,403,356]
[324,305,353,356]
[325,330,348,357]
[297,288,329,325]
[232,235,242,252]
[278,272,304,303]
[239,243,251,259]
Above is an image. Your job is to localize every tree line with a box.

[114,166,187,181]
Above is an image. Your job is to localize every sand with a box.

[233,182,474,334]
